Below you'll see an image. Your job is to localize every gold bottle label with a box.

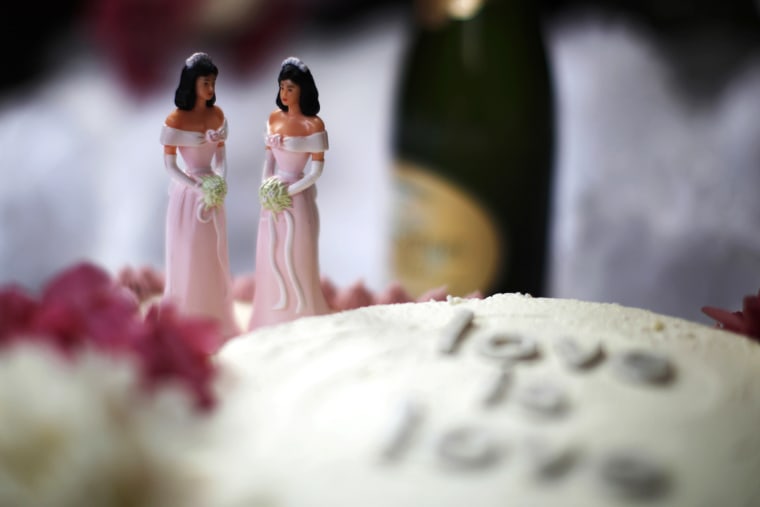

[416,0,485,27]
[392,160,503,297]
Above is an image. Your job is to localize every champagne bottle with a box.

[391,0,555,297]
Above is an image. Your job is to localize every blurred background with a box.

[0,0,758,324]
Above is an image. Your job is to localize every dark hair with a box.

[174,53,218,111]
[275,57,320,116]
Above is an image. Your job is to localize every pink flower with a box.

[319,277,338,309]
[417,285,449,303]
[266,133,283,148]
[115,263,482,319]
[332,280,375,311]
[375,282,412,305]
[206,129,222,143]
[0,263,141,355]
[702,289,760,343]
[117,265,165,302]
[0,286,39,345]
[0,262,222,411]
[38,263,144,354]
[82,0,297,94]
[138,304,221,411]
[84,0,201,95]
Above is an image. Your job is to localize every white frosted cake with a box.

[215,293,760,507]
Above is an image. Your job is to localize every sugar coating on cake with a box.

[214,294,760,507]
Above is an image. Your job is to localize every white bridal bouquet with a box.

[200,174,228,211]
[259,176,292,213]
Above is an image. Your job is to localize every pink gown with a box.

[159,119,239,338]
[248,131,330,330]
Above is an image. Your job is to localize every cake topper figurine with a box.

[248,56,330,330]
[159,52,239,338]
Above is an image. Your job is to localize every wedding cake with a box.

[214,293,760,506]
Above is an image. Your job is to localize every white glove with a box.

[261,149,275,182]
[213,144,227,179]
[164,153,199,188]
[288,159,323,196]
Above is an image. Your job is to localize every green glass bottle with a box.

[391,0,555,298]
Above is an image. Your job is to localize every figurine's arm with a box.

[262,147,276,182]
[213,142,227,179]
[287,151,323,196]
[163,145,200,188]
[210,110,228,179]
[162,111,200,188]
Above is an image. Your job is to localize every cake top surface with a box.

[214,293,760,507]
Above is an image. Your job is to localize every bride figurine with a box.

[249,57,331,330]
[159,52,239,338]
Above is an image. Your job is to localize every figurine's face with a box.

[279,79,300,109]
[196,74,216,102]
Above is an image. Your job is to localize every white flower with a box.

[200,174,228,210]
[259,176,292,213]
[0,343,215,507]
